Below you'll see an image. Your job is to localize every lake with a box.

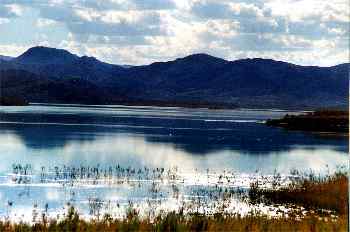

[0,104,347,221]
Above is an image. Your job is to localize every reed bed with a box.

[248,169,348,215]
[1,165,348,231]
[0,207,347,232]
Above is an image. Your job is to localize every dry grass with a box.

[1,172,348,231]
[249,171,348,215]
[0,208,347,232]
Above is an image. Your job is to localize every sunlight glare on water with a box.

[0,104,347,222]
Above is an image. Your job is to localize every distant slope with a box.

[9,47,126,85]
[0,69,124,105]
[0,46,348,109]
[0,55,13,61]
[124,56,348,108]
[15,46,79,64]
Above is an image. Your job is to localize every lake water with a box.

[0,104,347,221]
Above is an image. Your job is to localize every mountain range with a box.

[0,55,13,61]
[0,46,348,109]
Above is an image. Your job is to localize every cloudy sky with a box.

[0,0,348,66]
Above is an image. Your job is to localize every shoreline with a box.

[2,101,347,113]
[1,102,317,113]
[266,110,349,134]
[0,171,347,231]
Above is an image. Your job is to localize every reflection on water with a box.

[0,133,347,174]
[0,104,346,154]
[0,104,347,222]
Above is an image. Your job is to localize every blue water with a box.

[0,104,347,221]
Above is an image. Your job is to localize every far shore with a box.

[3,101,346,113]
[266,110,349,134]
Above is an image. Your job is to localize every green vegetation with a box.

[0,172,347,232]
[266,110,348,133]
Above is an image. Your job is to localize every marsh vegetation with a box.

[0,163,348,231]
[266,110,349,133]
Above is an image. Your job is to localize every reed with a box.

[0,207,346,232]
[2,166,348,231]
[249,170,348,215]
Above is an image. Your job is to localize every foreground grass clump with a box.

[0,208,347,232]
[249,171,348,215]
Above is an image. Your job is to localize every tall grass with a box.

[0,207,347,232]
[249,170,348,215]
[0,171,348,231]
[2,165,348,231]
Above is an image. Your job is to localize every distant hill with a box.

[14,46,79,64]
[0,55,13,61]
[0,46,348,109]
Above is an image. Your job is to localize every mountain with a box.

[15,46,79,64]
[118,55,348,109]
[8,46,126,84]
[0,55,13,61]
[0,69,124,105]
[0,46,348,109]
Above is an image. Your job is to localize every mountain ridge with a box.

[0,46,348,109]
[0,55,13,61]
[10,46,348,68]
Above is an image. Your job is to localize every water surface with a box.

[0,104,347,221]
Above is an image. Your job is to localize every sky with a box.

[0,0,348,66]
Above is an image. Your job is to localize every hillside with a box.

[0,46,348,109]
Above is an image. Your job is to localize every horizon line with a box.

[3,45,349,68]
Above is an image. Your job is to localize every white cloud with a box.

[0,18,10,24]
[36,18,57,27]
[0,44,31,57]
[0,4,22,18]
[0,0,348,66]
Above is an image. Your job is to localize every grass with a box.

[0,171,348,231]
[0,207,347,232]
[249,170,348,215]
